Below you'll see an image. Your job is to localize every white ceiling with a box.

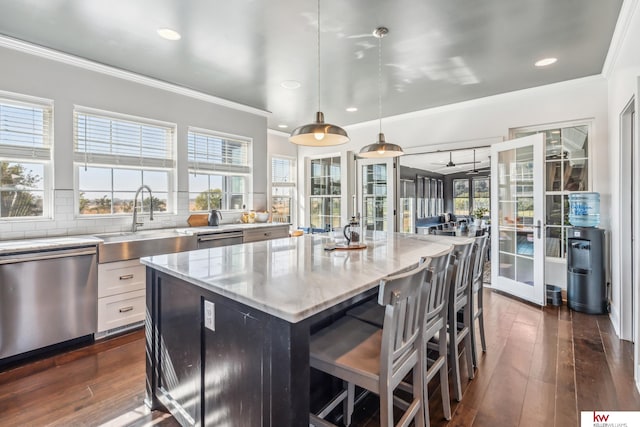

[0,0,623,133]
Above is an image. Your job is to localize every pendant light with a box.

[289,0,349,146]
[358,27,404,158]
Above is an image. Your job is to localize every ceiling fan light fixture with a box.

[358,27,403,159]
[289,0,349,147]
[446,152,455,167]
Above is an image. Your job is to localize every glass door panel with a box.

[357,158,395,233]
[491,134,545,305]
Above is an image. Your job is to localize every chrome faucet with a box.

[132,185,154,232]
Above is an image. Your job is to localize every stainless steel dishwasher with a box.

[0,245,98,361]
[197,230,243,248]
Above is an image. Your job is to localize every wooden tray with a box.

[187,214,208,227]
[334,243,367,250]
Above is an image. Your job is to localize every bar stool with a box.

[417,250,453,426]
[429,241,475,401]
[470,234,489,367]
[309,263,429,427]
[344,250,453,426]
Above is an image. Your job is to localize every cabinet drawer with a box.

[97,289,145,332]
[98,259,145,297]
[243,226,289,243]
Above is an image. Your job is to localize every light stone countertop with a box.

[0,222,289,255]
[141,232,471,323]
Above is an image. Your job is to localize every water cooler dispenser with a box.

[567,227,607,314]
[566,192,607,314]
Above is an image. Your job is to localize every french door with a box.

[491,134,545,305]
[357,158,395,232]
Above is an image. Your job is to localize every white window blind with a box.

[272,157,295,186]
[0,98,52,161]
[74,108,175,168]
[188,128,251,175]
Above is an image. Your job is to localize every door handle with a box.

[534,220,542,239]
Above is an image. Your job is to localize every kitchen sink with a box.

[96,229,197,263]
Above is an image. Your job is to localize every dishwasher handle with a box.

[0,247,97,265]
[198,232,244,242]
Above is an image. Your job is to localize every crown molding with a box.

[602,0,639,78]
[0,35,271,118]
[267,128,290,137]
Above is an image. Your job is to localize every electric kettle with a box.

[208,209,222,226]
[343,214,361,245]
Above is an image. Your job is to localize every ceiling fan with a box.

[467,149,479,175]
[431,151,476,167]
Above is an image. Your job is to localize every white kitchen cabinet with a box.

[97,258,146,335]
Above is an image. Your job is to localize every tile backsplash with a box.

[0,190,267,241]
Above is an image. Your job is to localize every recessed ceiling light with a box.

[157,28,181,41]
[535,57,557,67]
[278,124,289,129]
[280,80,301,89]
[346,107,358,112]
[551,130,561,134]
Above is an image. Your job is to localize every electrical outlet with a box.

[204,300,215,331]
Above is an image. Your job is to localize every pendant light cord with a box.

[317,0,321,113]
[378,34,382,134]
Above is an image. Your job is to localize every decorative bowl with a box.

[255,212,270,223]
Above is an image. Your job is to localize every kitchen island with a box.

[141,232,465,426]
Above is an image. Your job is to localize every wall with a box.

[297,76,609,291]
[0,45,268,240]
[606,0,640,354]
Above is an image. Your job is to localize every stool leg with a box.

[439,325,451,420]
[344,382,355,426]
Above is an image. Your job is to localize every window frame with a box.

[187,127,253,212]
[270,155,296,224]
[306,154,342,230]
[452,178,470,216]
[73,106,176,216]
[0,91,53,220]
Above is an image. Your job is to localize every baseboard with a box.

[95,321,144,340]
[609,304,621,338]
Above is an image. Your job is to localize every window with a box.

[472,177,490,215]
[271,157,295,223]
[0,94,52,219]
[453,179,470,216]
[74,108,174,215]
[309,156,341,229]
[188,128,251,211]
[513,121,591,258]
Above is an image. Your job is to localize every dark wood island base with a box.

[146,268,311,426]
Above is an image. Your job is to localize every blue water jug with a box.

[568,192,600,227]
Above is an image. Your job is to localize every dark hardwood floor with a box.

[1,289,638,426]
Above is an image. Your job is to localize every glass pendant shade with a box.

[358,132,404,158]
[289,111,350,146]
